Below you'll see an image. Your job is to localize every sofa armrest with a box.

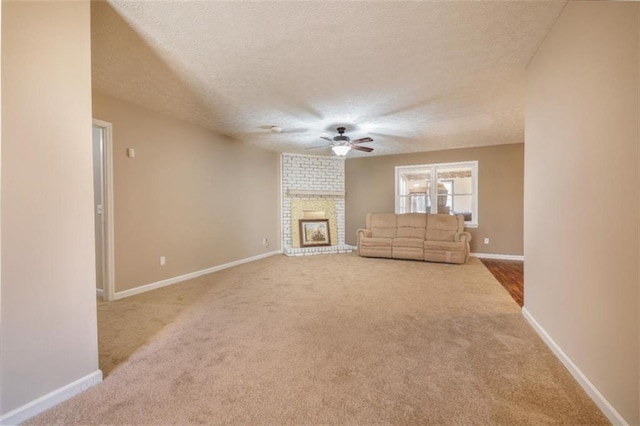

[356,229,372,256]
[455,231,472,263]
[357,229,372,241]
[455,231,472,243]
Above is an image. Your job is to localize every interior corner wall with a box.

[92,92,280,293]
[525,2,639,424]
[1,0,99,416]
[345,143,524,255]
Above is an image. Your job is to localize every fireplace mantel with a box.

[288,189,345,197]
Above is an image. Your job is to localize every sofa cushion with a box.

[359,237,393,258]
[392,247,423,261]
[392,237,424,260]
[424,237,466,264]
[396,213,427,239]
[360,237,393,248]
[424,240,465,251]
[393,237,424,249]
[369,214,397,239]
[425,214,463,242]
[424,249,467,264]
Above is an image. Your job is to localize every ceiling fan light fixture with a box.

[270,126,282,133]
[332,145,351,156]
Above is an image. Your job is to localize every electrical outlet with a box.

[262,238,269,247]
[160,256,166,265]
[483,238,490,245]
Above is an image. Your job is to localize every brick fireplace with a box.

[281,153,354,256]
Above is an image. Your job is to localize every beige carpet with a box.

[29,254,608,425]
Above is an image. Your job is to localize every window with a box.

[395,161,478,227]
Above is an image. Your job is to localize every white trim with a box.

[113,251,282,300]
[95,288,104,297]
[0,370,102,425]
[282,152,346,160]
[288,189,345,197]
[92,119,115,302]
[471,252,524,261]
[394,165,401,213]
[522,308,628,426]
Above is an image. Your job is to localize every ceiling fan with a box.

[306,127,374,156]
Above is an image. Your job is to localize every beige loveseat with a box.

[356,213,472,264]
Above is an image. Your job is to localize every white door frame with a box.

[93,119,115,301]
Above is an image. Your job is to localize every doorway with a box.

[92,119,115,301]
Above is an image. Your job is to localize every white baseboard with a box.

[113,250,282,300]
[95,288,103,297]
[471,252,524,261]
[0,370,102,425]
[522,308,628,426]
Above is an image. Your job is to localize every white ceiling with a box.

[91,1,566,157]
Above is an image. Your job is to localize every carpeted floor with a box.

[29,254,608,425]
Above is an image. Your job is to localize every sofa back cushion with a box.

[368,213,397,238]
[396,213,427,239]
[425,214,463,242]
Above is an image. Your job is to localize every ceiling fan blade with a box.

[351,137,373,144]
[369,132,415,141]
[352,145,374,152]
[305,144,330,150]
[320,136,333,142]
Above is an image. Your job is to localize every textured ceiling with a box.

[91,1,566,157]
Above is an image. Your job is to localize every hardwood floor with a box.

[479,258,524,307]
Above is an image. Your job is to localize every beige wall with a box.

[92,92,280,293]
[345,144,524,255]
[525,2,639,424]
[1,0,99,415]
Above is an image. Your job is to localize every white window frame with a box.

[394,160,479,227]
